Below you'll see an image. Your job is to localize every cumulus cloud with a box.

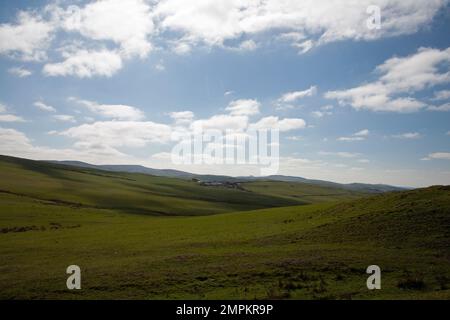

[169,111,195,125]
[428,102,450,112]
[310,105,334,118]
[225,99,260,116]
[43,48,123,78]
[8,66,32,77]
[0,11,54,61]
[0,126,134,163]
[249,116,306,132]
[53,114,76,123]
[69,97,145,121]
[34,101,56,112]
[1,1,446,78]
[0,103,25,122]
[0,114,26,122]
[59,0,154,58]
[432,90,450,101]
[155,0,446,52]
[326,47,450,112]
[237,39,258,51]
[60,121,172,148]
[191,115,249,133]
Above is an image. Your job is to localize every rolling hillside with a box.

[0,155,365,216]
[49,159,405,193]
[0,154,448,299]
[0,155,299,216]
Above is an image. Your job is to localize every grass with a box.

[0,155,449,299]
[241,180,368,204]
[0,155,308,216]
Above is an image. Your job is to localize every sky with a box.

[0,0,450,187]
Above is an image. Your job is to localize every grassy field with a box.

[241,180,367,203]
[0,155,449,299]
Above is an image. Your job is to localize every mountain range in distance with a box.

[47,160,407,194]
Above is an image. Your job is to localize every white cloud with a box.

[319,151,361,158]
[154,62,165,71]
[155,0,446,52]
[0,126,135,163]
[34,101,56,112]
[8,67,32,77]
[0,103,25,122]
[0,11,54,61]
[53,114,76,123]
[424,152,450,160]
[171,41,191,55]
[338,129,369,141]
[43,49,123,78]
[286,136,302,141]
[0,114,26,122]
[338,137,365,141]
[0,127,35,154]
[293,40,313,54]
[191,114,249,133]
[169,111,194,125]
[432,90,450,101]
[225,99,260,116]
[447,131,450,136]
[326,47,450,112]
[59,0,154,58]
[311,111,329,118]
[312,105,334,118]
[279,86,317,103]
[60,121,172,148]
[237,39,257,51]
[338,136,365,142]
[249,116,306,132]
[428,102,450,112]
[1,1,445,79]
[69,97,145,121]
[392,132,422,139]
[355,129,369,136]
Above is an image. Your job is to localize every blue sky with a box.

[0,0,449,187]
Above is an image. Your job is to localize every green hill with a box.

[0,155,448,299]
[0,155,301,216]
[241,180,368,203]
[0,155,365,216]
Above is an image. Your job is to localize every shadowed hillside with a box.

[0,155,367,216]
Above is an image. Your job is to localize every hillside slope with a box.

[49,159,405,193]
[0,155,301,216]
[0,183,448,299]
[0,155,365,216]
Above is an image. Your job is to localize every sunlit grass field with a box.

[0,155,449,299]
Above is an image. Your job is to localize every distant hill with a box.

[48,160,406,194]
